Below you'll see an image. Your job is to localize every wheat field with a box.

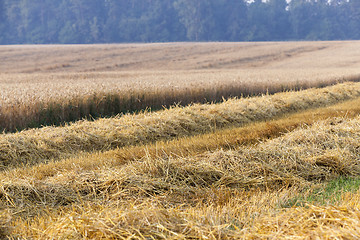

[1,41,360,132]
[2,41,360,238]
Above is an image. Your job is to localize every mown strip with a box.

[116,96,360,163]
[243,195,360,239]
[6,113,360,239]
[1,82,360,169]
[3,95,360,182]
[1,94,360,218]
[282,176,360,208]
[4,86,360,239]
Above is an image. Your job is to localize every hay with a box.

[1,82,360,169]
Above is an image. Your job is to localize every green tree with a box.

[224,0,247,41]
[348,0,360,39]
[0,0,5,43]
[174,0,215,41]
[103,0,123,42]
[289,0,315,39]
[325,0,349,40]
[56,0,106,43]
[142,0,185,42]
[3,0,24,43]
[0,0,358,44]
[67,0,106,43]
[246,0,271,41]
[268,0,291,40]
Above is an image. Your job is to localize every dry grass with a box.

[10,189,294,239]
[2,95,360,184]
[2,41,360,238]
[243,194,360,239]
[4,115,360,239]
[1,82,360,169]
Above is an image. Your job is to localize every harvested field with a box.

[5,113,360,239]
[1,82,360,169]
[1,41,360,238]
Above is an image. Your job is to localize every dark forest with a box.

[0,0,359,44]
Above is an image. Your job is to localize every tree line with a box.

[0,0,359,44]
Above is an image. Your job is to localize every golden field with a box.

[1,41,360,132]
[2,41,360,73]
[1,41,360,238]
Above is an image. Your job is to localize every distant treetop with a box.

[0,0,358,44]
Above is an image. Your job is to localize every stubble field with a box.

[1,41,360,238]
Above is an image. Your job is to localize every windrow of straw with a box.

[14,198,360,239]
[10,189,295,239]
[5,115,360,239]
[107,116,360,195]
[242,196,360,239]
[2,82,360,169]
[2,116,359,216]
[2,95,360,183]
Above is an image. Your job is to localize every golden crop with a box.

[1,81,360,169]
[1,42,360,238]
[5,106,360,239]
[1,41,360,132]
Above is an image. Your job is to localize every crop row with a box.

[1,81,360,169]
[5,113,360,239]
[1,70,359,132]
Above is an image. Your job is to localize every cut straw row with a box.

[5,114,360,239]
[2,82,360,169]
